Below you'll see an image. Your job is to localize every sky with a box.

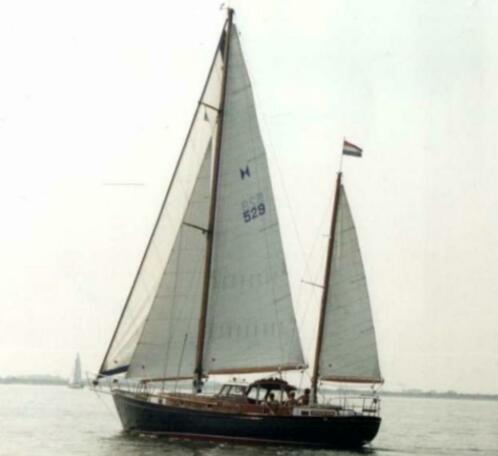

[0,0,497,394]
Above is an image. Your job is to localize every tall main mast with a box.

[311,171,342,402]
[194,8,234,392]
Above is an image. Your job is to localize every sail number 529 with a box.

[242,193,266,223]
[243,203,266,223]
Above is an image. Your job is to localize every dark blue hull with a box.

[113,392,381,449]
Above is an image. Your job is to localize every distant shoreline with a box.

[379,390,498,401]
[1,376,496,401]
[0,376,68,386]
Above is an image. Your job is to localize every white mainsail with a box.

[203,27,304,374]
[99,41,224,377]
[100,21,304,380]
[318,186,382,383]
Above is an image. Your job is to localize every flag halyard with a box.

[343,140,363,157]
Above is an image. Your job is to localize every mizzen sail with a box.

[318,186,382,383]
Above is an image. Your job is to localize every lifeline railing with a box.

[89,373,381,417]
[318,392,381,416]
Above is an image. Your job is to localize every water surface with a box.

[1,385,497,455]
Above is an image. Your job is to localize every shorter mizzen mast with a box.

[311,140,382,403]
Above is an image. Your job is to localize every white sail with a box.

[318,186,382,383]
[127,147,212,379]
[203,27,305,375]
[100,21,304,381]
[100,42,224,376]
[69,354,83,386]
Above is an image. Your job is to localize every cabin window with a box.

[246,386,261,402]
[218,385,228,396]
[219,384,246,398]
[227,385,246,398]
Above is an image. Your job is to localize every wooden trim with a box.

[140,376,193,383]
[199,101,221,113]
[208,364,305,375]
[320,375,384,384]
[182,222,209,234]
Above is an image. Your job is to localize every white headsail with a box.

[99,39,224,377]
[127,147,212,379]
[318,186,382,383]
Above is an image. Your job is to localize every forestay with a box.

[203,26,305,375]
[99,43,224,377]
[319,186,382,383]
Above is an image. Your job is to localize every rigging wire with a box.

[87,371,119,418]
[93,387,117,418]
[243,50,310,372]
[246,45,341,377]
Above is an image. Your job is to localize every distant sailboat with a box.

[93,8,382,448]
[68,354,85,389]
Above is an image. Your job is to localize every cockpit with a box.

[216,383,248,400]
[246,378,297,404]
[217,378,297,405]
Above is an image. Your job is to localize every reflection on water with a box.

[1,385,497,456]
[101,433,376,456]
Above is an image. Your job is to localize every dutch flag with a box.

[342,140,363,157]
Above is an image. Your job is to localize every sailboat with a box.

[68,353,85,389]
[93,9,383,449]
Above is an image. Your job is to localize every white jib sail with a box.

[100,47,224,377]
[319,186,382,383]
[203,26,305,375]
[127,146,212,379]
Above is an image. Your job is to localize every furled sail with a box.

[318,186,382,383]
[203,26,305,375]
[99,40,224,377]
